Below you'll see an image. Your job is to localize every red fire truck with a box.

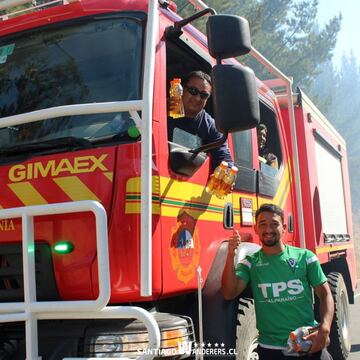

[0,0,355,359]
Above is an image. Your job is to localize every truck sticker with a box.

[240,198,254,226]
[8,154,108,182]
[170,212,200,284]
[0,219,15,231]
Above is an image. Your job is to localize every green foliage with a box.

[174,0,341,88]
[175,0,360,225]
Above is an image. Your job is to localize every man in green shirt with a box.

[222,203,334,359]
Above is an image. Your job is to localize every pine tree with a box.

[174,0,341,88]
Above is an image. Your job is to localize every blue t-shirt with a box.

[168,109,233,170]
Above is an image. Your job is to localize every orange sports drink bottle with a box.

[206,161,228,195]
[217,165,238,198]
[169,78,185,118]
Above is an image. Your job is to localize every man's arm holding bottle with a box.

[221,230,248,300]
[304,282,334,354]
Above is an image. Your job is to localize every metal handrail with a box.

[0,201,111,313]
[0,100,143,129]
[0,201,160,359]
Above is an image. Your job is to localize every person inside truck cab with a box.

[257,123,278,169]
[167,70,233,171]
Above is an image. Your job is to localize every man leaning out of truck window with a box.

[167,70,233,171]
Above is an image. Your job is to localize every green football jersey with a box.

[236,245,327,348]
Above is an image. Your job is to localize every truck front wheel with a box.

[327,272,351,360]
[236,298,259,360]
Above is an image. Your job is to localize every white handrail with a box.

[0,201,110,359]
[40,307,161,360]
[0,201,111,313]
[0,100,143,128]
[140,0,157,297]
[0,201,160,359]
[185,0,209,11]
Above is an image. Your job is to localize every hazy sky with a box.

[317,0,360,67]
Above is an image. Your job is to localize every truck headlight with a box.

[85,313,194,358]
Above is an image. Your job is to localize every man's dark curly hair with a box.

[255,203,284,223]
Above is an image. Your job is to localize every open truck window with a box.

[257,101,283,175]
[257,101,284,197]
[165,37,214,176]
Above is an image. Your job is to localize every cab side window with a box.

[233,129,252,169]
[257,102,283,197]
[166,39,213,152]
[232,129,257,193]
[257,103,282,176]
[165,38,212,176]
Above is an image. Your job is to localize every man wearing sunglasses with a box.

[167,70,233,171]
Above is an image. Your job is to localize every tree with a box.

[175,0,341,88]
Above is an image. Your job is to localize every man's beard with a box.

[261,236,279,247]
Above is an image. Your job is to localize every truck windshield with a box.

[0,13,144,152]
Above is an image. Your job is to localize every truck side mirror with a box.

[211,64,260,132]
[206,15,251,59]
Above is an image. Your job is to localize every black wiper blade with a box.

[0,136,92,156]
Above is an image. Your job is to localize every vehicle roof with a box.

[0,0,148,36]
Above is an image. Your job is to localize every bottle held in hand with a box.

[286,326,313,354]
[206,161,228,195]
[169,78,185,118]
[217,165,238,198]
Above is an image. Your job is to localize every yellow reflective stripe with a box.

[316,244,353,254]
[258,161,291,208]
[54,176,100,201]
[8,182,47,206]
[103,172,113,182]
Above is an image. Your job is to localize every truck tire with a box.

[327,272,351,360]
[236,298,259,360]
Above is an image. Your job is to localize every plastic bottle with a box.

[205,161,228,195]
[217,166,238,198]
[287,326,312,354]
[169,78,185,118]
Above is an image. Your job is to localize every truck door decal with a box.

[4,154,113,207]
[169,211,200,284]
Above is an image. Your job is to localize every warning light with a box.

[53,241,74,254]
